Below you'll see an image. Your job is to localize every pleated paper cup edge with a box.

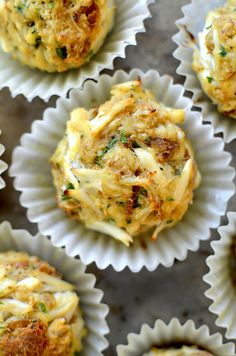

[0,221,110,355]
[204,212,236,340]
[116,318,235,356]
[0,131,7,190]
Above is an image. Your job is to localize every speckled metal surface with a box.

[0,0,236,355]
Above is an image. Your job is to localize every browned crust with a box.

[0,319,48,356]
[150,137,179,161]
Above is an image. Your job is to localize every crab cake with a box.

[0,0,114,72]
[0,251,86,355]
[193,0,236,118]
[50,79,201,247]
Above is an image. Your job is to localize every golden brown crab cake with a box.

[0,0,114,72]
[193,0,236,118]
[50,79,201,247]
[0,251,86,356]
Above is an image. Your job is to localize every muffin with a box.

[50,79,201,247]
[192,0,236,118]
[0,0,114,72]
[0,251,86,355]
[143,346,213,356]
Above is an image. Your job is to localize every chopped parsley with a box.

[94,157,103,167]
[207,76,213,83]
[140,187,148,197]
[74,351,81,356]
[56,47,68,60]
[127,219,132,224]
[66,182,75,190]
[48,1,54,8]
[219,45,227,57]
[166,219,173,224]
[97,137,118,160]
[61,194,70,201]
[166,197,175,202]
[120,130,128,144]
[16,5,23,13]
[39,302,47,313]
[205,24,212,30]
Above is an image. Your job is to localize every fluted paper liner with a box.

[0,0,153,102]
[204,212,236,340]
[172,0,236,143]
[0,131,7,189]
[116,318,235,356]
[0,221,109,355]
[10,69,235,272]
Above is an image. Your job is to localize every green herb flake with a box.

[0,302,4,305]
[94,157,103,167]
[61,194,70,201]
[48,1,54,8]
[39,302,47,313]
[56,47,68,60]
[205,24,212,30]
[166,219,173,224]
[120,130,128,144]
[74,351,81,356]
[166,197,175,202]
[207,76,213,83]
[66,182,75,190]
[16,5,24,13]
[106,137,118,152]
[97,137,118,160]
[219,45,227,57]
[140,187,148,197]
[127,219,132,224]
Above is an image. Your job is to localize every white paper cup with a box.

[116,318,235,356]
[10,69,235,272]
[172,0,236,143]
[0,221,109,355]
[0,131,7,190]
[0,0,153,102]
[204,212,236,340]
